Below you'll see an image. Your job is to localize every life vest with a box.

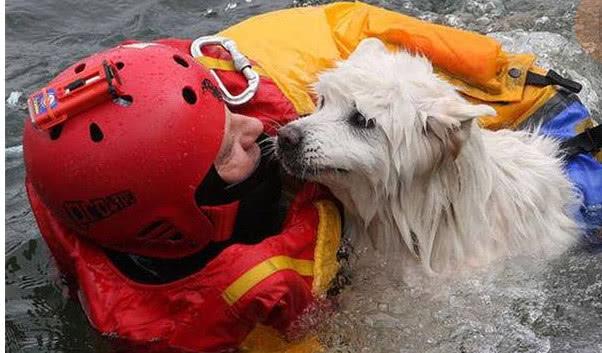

[26,2,602,353]
[26,39,343,353]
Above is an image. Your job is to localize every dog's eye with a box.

[349,111,376,129]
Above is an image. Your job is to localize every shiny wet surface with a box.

[5,1,601,352]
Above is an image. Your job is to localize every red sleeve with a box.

[224,183,334,336]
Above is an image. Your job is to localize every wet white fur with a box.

[280,38,580,275]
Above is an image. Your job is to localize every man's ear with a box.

[425,100,496,159]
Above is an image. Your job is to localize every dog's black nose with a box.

[278,125,303,150]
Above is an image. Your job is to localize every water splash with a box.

[7,91,23,106]
[224,1,238,12]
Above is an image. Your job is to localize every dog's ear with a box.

[425,100,496,159]
[349,38,387,60]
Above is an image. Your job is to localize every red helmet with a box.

[23,41,232,258]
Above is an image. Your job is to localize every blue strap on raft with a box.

[529,91,602,247]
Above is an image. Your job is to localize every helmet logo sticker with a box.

[63,190,136,226]
[201,79,223,101]
[30,88,58,116]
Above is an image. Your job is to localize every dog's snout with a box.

[277,125,304,150]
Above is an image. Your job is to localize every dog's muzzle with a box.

[276,125,348,177]
[276,125,306,174]
[277,125,304,151]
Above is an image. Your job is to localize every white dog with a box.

[276,38,580,275]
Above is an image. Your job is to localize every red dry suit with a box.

[25,38,342,353]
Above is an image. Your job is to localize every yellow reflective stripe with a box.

[223,256,314,305]
[194,56,269,77]
[311,200,341,296]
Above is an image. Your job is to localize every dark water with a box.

[5,1,601,352]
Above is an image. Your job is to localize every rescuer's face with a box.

[214,109,264,184]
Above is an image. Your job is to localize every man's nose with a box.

[245,118,263,135]
[237,115,264,147]
[277,125,304,150]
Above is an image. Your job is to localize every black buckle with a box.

[525,69,582,93]
[560,125,602,157]
[102,61,120,99]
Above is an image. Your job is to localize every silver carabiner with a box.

[191,36,260,106]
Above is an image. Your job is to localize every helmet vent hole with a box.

[116,62,125,70]
[182,87,197,105]
[173,55,189,68]
[89,123,104,142]
[49,124,64,140]
[74,63,86,74]
[113,95,133,107]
